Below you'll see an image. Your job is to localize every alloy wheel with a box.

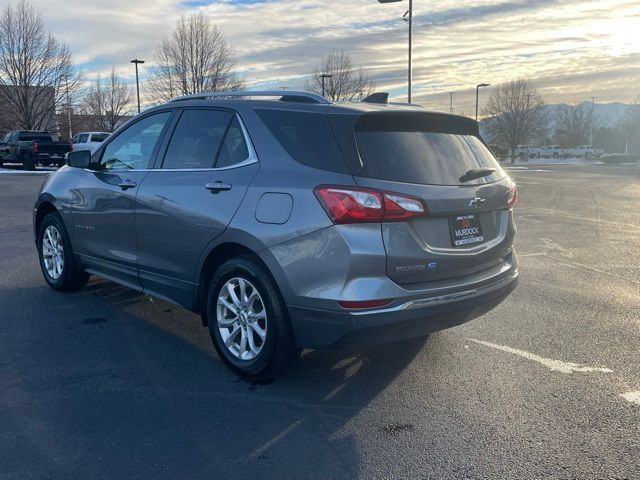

[42,225,64,279]
[216,277,268,361]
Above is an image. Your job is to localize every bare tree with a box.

[481,79,545,163]
[83,67,133,132]
[146,12,244,103]
[0,0,79,131]
[553,103,597,147]
[305,51,375,101]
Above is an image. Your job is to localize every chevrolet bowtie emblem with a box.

[469,197,486,208]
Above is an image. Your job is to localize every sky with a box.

[23,0,640,113]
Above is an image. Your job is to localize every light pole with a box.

[449,91,454,114]
[589,96,596,147]
[130,59,145,113]
[319,73,333,98]
[378,0,412,103]
[475,83,490,121]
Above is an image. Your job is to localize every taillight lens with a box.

[314,185,427,224]
[507,185,518,209]
[33,142,39,153]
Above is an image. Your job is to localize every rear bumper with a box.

[288,268,518,348]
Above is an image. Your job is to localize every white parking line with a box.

[468,339,613,374]
[249,419,304,458]
[620,391,640,406]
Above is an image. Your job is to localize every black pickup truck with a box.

[0,130,73,170]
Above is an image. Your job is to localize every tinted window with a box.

[256,109,348,173]
[101,112,171,170]
[349,113,504,186]
[78,134,89,143]
[216,116,250,168]
[355,131,504,185]
[19,132,52,141]
[91,133,109,142]
[162,110,232,169]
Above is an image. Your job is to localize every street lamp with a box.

[475,83,490,121]
[130,59,145,114]
[378,0,412,103]
[318,73,333,98]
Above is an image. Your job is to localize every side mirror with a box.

[66,150,92,168]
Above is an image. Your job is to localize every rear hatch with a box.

[330,110,516,285]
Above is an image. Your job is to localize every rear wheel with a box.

[37,212,90,291]
[206,256,299,380]
[21,153,35,170]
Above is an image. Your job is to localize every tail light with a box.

[33,142,39,154]
[507,185,518,209]
[314,185,427,224]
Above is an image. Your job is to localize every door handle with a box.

[118,180,137,190]
[205,181,232,194]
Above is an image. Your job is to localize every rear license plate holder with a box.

[449,214,484,247]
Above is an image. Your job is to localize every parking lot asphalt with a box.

[1,164,639,480]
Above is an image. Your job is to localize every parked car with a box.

[514,145,540,159]
[539,145,567,159]
[71,131,110,154]
[488,144,509,162]
[33,90,519,379]
[600,153,639,164]
[567,145,603,159]
[0,130,72,169]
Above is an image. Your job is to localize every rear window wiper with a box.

[459,167,496,183]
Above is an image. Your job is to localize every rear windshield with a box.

[351,113,505,186]
[91,133,109,142]
[19,132,52,141]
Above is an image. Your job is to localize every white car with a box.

[514,145,540,159]
[539,145,567,158]
[568,145,603,159]
[71,132,110,154]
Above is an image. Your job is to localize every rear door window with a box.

[91,133,109,143]
[353,114,505,185]
[162,109,233,169]
[256,109,348,174]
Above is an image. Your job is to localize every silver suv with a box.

[33,91,518,379]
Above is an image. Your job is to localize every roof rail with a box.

[170,90,332,105]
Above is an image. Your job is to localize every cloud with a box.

[21,0,640,107]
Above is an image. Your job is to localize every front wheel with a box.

[37,212,90,291]
[206,256,299,380]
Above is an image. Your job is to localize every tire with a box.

[21,153,35,171]
[37,212,90,292]
[206,256,299,380]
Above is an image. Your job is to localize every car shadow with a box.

[1,277,428,479]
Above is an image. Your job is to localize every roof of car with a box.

[158,90,472,120]
[124,91,479,137]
